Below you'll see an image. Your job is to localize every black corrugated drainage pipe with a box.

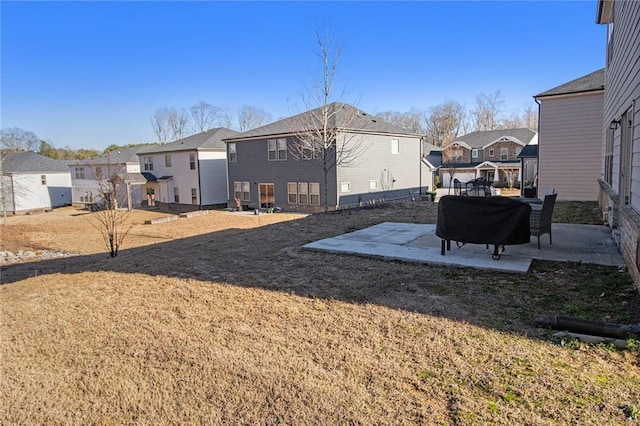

[535,315,640,339]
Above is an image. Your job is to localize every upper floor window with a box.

[165,155,172,167]
[391,139,400,154]
[488,149,495,157]
[228,143,237,162]
[75,167,85,179]
[189,153,196,170]
[302,140,313,160]
[144,156,153,171]
[268,138,287,161]
[471,149,478,159]
[41,175,46,185]
[500,148,508,160]
[452,149,463,162]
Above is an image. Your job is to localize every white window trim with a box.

[341,182,351,193]
[471,149,478,159]
[391,139,400,154]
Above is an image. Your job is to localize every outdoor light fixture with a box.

[610,118,621,130]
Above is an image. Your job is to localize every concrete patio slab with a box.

[303,222,624,274]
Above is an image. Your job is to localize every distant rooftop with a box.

[2,152,73,173]
[535,69,605,98]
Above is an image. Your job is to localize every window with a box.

[488,149,495,156]
[228,143,237,162]
[391,139,400,154]
[287,182,297,203]
[40,175,46,185]
[341,182,351,193]
[452,149,463,162]
[288,182,320,205]
[234,181,250,201]
[370,180,378,190]
[191,188,197,205]
[471,149,478,159]
[298,182,309,204]
[189,153,196,170]
[165,155,172,167]
[75,167,85,179]
[268,138,287,161]
[500,148,508,160]
[604,129,614,184]
[95,167,102,180]
[144,156,153,171]
[268,140,277,161]
[309,183,320,205]
[80,191,93,203]
[302,140,313,160]
[174,187,180,203]
[277,138,287,160]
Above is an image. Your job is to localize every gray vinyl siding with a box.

[604,0,640,210]
[336,133,423,206]
[538,92,604,201]
[198,151,228,205]
[227,137,336,208]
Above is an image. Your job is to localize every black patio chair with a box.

[530,193,557,249]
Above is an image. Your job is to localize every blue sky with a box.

[1,1,605,151]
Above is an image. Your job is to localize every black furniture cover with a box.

[436,195,532,246]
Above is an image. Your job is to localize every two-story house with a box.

[534,69,604,201]
[1,152,72,214]
[69,147,148,209]
[223,103,433,212]
[596,0,640,288]
[140,128,238,212]
[439,128,538,188]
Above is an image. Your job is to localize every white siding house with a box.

[534,69,605,201]
[0,152,72,214]
[140,128,238,212]
[70,147,148,209]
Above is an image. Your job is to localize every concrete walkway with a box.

[303,222,624,274]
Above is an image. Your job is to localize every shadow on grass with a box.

[2,203,639,339]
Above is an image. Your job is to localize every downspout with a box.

[224,144,230,208]
[535,97,542,195]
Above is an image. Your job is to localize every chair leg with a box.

[537,235,541,250]
[549,229,552,246]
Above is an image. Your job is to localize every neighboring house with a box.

[596,0,640,288]
[534,69,605,201]
[140,128,238,212]
[0,152,72,214]
[439,128,538,188]
[517,143,538,197]
[223,103,433,212]
[69,147,148,209]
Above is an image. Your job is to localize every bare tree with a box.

[151,107,189,142]
[423,100,466,148]
[190,101,220,133]
[1,127,40,153]
[238,106,273,131]
[472,90,506,131]
[86,162,133,257]
[377,109,425,134]
[288,30,365,212]
[502,168,520,190]
[503,104,538,131]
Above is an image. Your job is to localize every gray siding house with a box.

[596,0,640,289]
[534,69,604,201]
[223,103,432,212]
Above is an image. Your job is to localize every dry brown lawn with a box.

[1,203,639,425]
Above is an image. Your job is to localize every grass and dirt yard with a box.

[1,200,639,424]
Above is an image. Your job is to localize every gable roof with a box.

[534,69,605,98]
[69,146,153,166]
[2,152,73,173]
[518,144,538,158]
[453,128,537,149]
[224,103,421,142]
[143,128,238,154]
